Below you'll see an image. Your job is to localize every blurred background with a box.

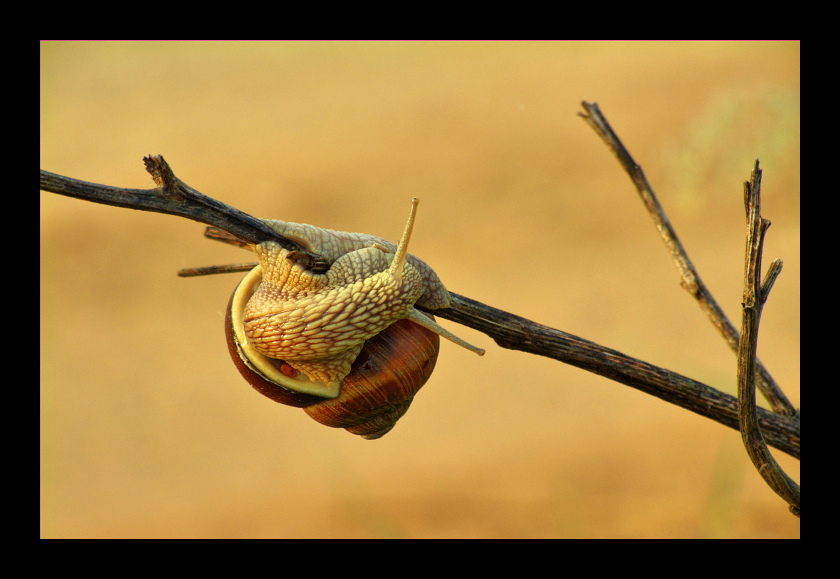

[40,41,799,538]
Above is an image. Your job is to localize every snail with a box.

[215,198,484,439]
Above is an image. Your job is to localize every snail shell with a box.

[224,198,483,439]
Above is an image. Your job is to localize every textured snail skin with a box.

[261,219,452,310]
[243,240,425,387]
[242,199,482,390]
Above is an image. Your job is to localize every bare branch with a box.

[177,263,257,277]
[578,102,797,418]
[433,292,799,459]
[737,162,800,515]
[41,156,304,253]
[40,149,800,460]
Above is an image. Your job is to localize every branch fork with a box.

[40,103,800,515]
[737,162,799,516]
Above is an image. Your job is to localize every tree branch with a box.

[41,157,309,254]
[578,101,797,418]
[737,162,800,515]
[40,136,799,460]
[432,292,798,459]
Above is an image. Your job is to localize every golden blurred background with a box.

[40,41,799,538]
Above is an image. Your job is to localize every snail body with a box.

[224,198,483,438]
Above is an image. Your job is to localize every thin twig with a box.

[177,263,257,277]
[40,153,800,459]
[40,157,307,253]
[578,101,797,418]
[737,162,800,515]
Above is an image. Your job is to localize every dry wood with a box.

[578,101,796,418]
[39,105,800,479]
[39,153,800,461]
[737,162,800,515]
